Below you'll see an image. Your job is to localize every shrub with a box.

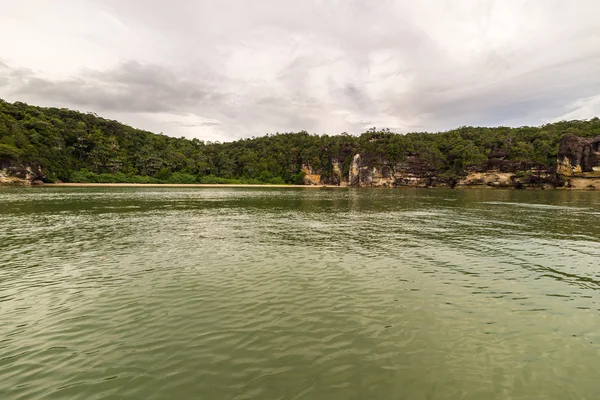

[0,143,21,159]
[168,172,197,184]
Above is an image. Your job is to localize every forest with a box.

[1,98,600,184]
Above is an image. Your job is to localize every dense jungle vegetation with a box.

[1,99,600,183]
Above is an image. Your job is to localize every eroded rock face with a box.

[393,157,438,187]
[557,134,600,175]
[344,155,440,187]
[331,159,345,186]
[348,154,361,186]
[456,172,514,188]
[0,159,46,185]
[301,164,321,185]
[333,136,600,188]
[564,177,600,190]
[315,152,558,189]
[453,169,554,189]
[0,176,30,185]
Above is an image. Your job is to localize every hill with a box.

[1,98,600,186]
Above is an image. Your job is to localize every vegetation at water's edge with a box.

[68,169,287,185]
[1,98,600,183]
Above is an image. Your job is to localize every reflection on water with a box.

[0,187,599,399]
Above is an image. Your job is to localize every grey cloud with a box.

[0,60,32,88]
[3,1,600,141]
[12,61,225,114]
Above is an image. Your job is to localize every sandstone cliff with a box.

[556,135,600,189]
[298,134,600,189]
[302,153,556,189]
[346,155,439,188]
[0,160,45,186]
[2,134,599,189]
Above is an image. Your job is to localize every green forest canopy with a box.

[1,98,600,184]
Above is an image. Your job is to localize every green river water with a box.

[1,187,599,399]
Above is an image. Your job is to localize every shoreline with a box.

[1,181,597,190]
[42,183,342,188]
[16,182,593,190]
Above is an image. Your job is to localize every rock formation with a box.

[2,134,599,189]
[322,152,555,189]
[0,160,46,185]
[301,164,322,185]
[556,134,600,175]
[348,154,361,186]
[555,134,600,189]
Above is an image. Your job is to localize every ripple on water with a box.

[0,187,599,399]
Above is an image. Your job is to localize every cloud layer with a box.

[1,0,600,141]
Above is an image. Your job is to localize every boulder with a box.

[557,134,600,175]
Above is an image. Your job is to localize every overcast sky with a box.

[1,0,600,142]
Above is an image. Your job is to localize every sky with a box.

[1,0,600,142]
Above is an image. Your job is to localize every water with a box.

[1,187,599,400]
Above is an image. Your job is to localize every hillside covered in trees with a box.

[1,98,600,185]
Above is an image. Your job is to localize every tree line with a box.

[1,98,599,184]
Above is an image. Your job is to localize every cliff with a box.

[0,160,45,186]
[1,96,598,189]
[556,135,600,189]
[302,153,557,189]
[346,154,439,188]
[301,134,600,189]
[3,99,600,187]
[556,135,600,174]
[5,134,592,189]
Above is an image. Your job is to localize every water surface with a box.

[1,187,599,399]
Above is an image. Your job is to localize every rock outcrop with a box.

[2,134,597,189]
[556,134,600,175]
[0,160,46,185]
[348,154,362,186]
[315,152,556,189]
[331,159,344,186]
[556,134,600,189]
[301,164,322,185]
[346,155,439,188]
[455,172,514,188]
[329,134,597,189]
[455,168,555,189]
